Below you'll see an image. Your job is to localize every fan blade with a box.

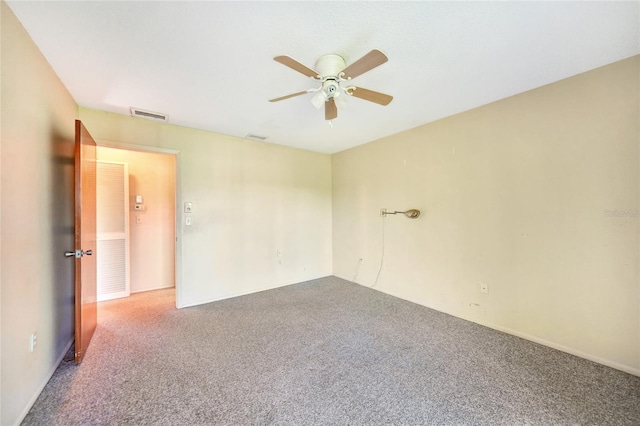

[274,55,319,78]
[348,87,393,106]
[325,98,337,120]
[269,91,309,102]
[341,49,388,80]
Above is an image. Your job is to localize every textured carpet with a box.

[23,276,640,425]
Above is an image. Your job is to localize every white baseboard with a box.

[475,318,640,377]
[179,276,331,309]
[180,282,296,309]
[352,279,640,378]
[14,338,74,426]
[131,284,175,294]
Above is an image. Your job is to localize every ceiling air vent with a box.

[246,134,268,141]
[130,107,168,122]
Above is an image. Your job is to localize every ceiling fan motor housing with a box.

[315,54,346,79]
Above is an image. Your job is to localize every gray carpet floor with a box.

[23,276,640,425]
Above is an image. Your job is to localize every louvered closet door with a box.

[96,161,130,301]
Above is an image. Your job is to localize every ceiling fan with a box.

[269,49,393,121]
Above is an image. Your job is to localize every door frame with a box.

[94,139,183,308]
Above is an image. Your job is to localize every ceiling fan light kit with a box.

[270,49,393,122]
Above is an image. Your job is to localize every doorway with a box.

[96,146,177,301]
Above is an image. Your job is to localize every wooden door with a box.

[74,120,97,363]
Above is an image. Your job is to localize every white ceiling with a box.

[7,1,639,154]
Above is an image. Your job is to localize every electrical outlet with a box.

[30,332,37,352]
[480,283,489,294]
[184,202,193,213]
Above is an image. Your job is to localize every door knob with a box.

[65,250,93,258]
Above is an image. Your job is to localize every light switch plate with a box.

[136,195,143,204]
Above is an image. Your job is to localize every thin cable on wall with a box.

[373,208,421,288]
[352,258,363,282]
[372,215,386,288]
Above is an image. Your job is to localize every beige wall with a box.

[332,56,640,375]
[80,108,333,308]
[1,2,79,424]
[97,147,176,293]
